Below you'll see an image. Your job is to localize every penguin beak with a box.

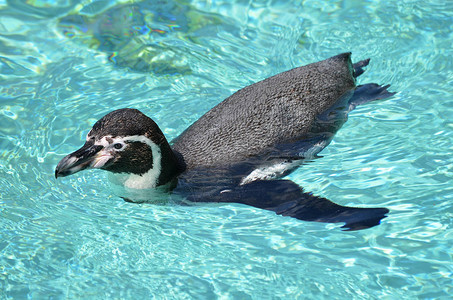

[55,142,108,178]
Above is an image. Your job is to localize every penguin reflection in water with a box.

[56,53,395,231]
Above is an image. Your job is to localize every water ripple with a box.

[0,0,452,298]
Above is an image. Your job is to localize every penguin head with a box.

[55,108,180,188]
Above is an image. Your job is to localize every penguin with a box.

[55,53,395,231]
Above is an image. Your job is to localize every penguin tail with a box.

[353,58,370,78]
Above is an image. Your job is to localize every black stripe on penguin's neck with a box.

[157,142,185,186]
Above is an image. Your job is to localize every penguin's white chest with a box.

[108,170,159,189]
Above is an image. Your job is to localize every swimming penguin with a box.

[55,53,395,230]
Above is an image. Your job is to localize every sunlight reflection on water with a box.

[0,0,452,298]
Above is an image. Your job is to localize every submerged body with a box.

[55,53,394,230]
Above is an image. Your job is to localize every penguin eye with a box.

[113,143,123,150]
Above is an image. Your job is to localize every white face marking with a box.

[95,136,123,149]
[97,135,163,190]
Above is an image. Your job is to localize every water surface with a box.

[0,0,452,298]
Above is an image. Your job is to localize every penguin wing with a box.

[179,176,389,231]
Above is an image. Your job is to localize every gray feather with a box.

[172,52,356,169]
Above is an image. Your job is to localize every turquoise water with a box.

[1,0,452,298]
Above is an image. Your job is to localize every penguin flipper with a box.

[216,180,389,231]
